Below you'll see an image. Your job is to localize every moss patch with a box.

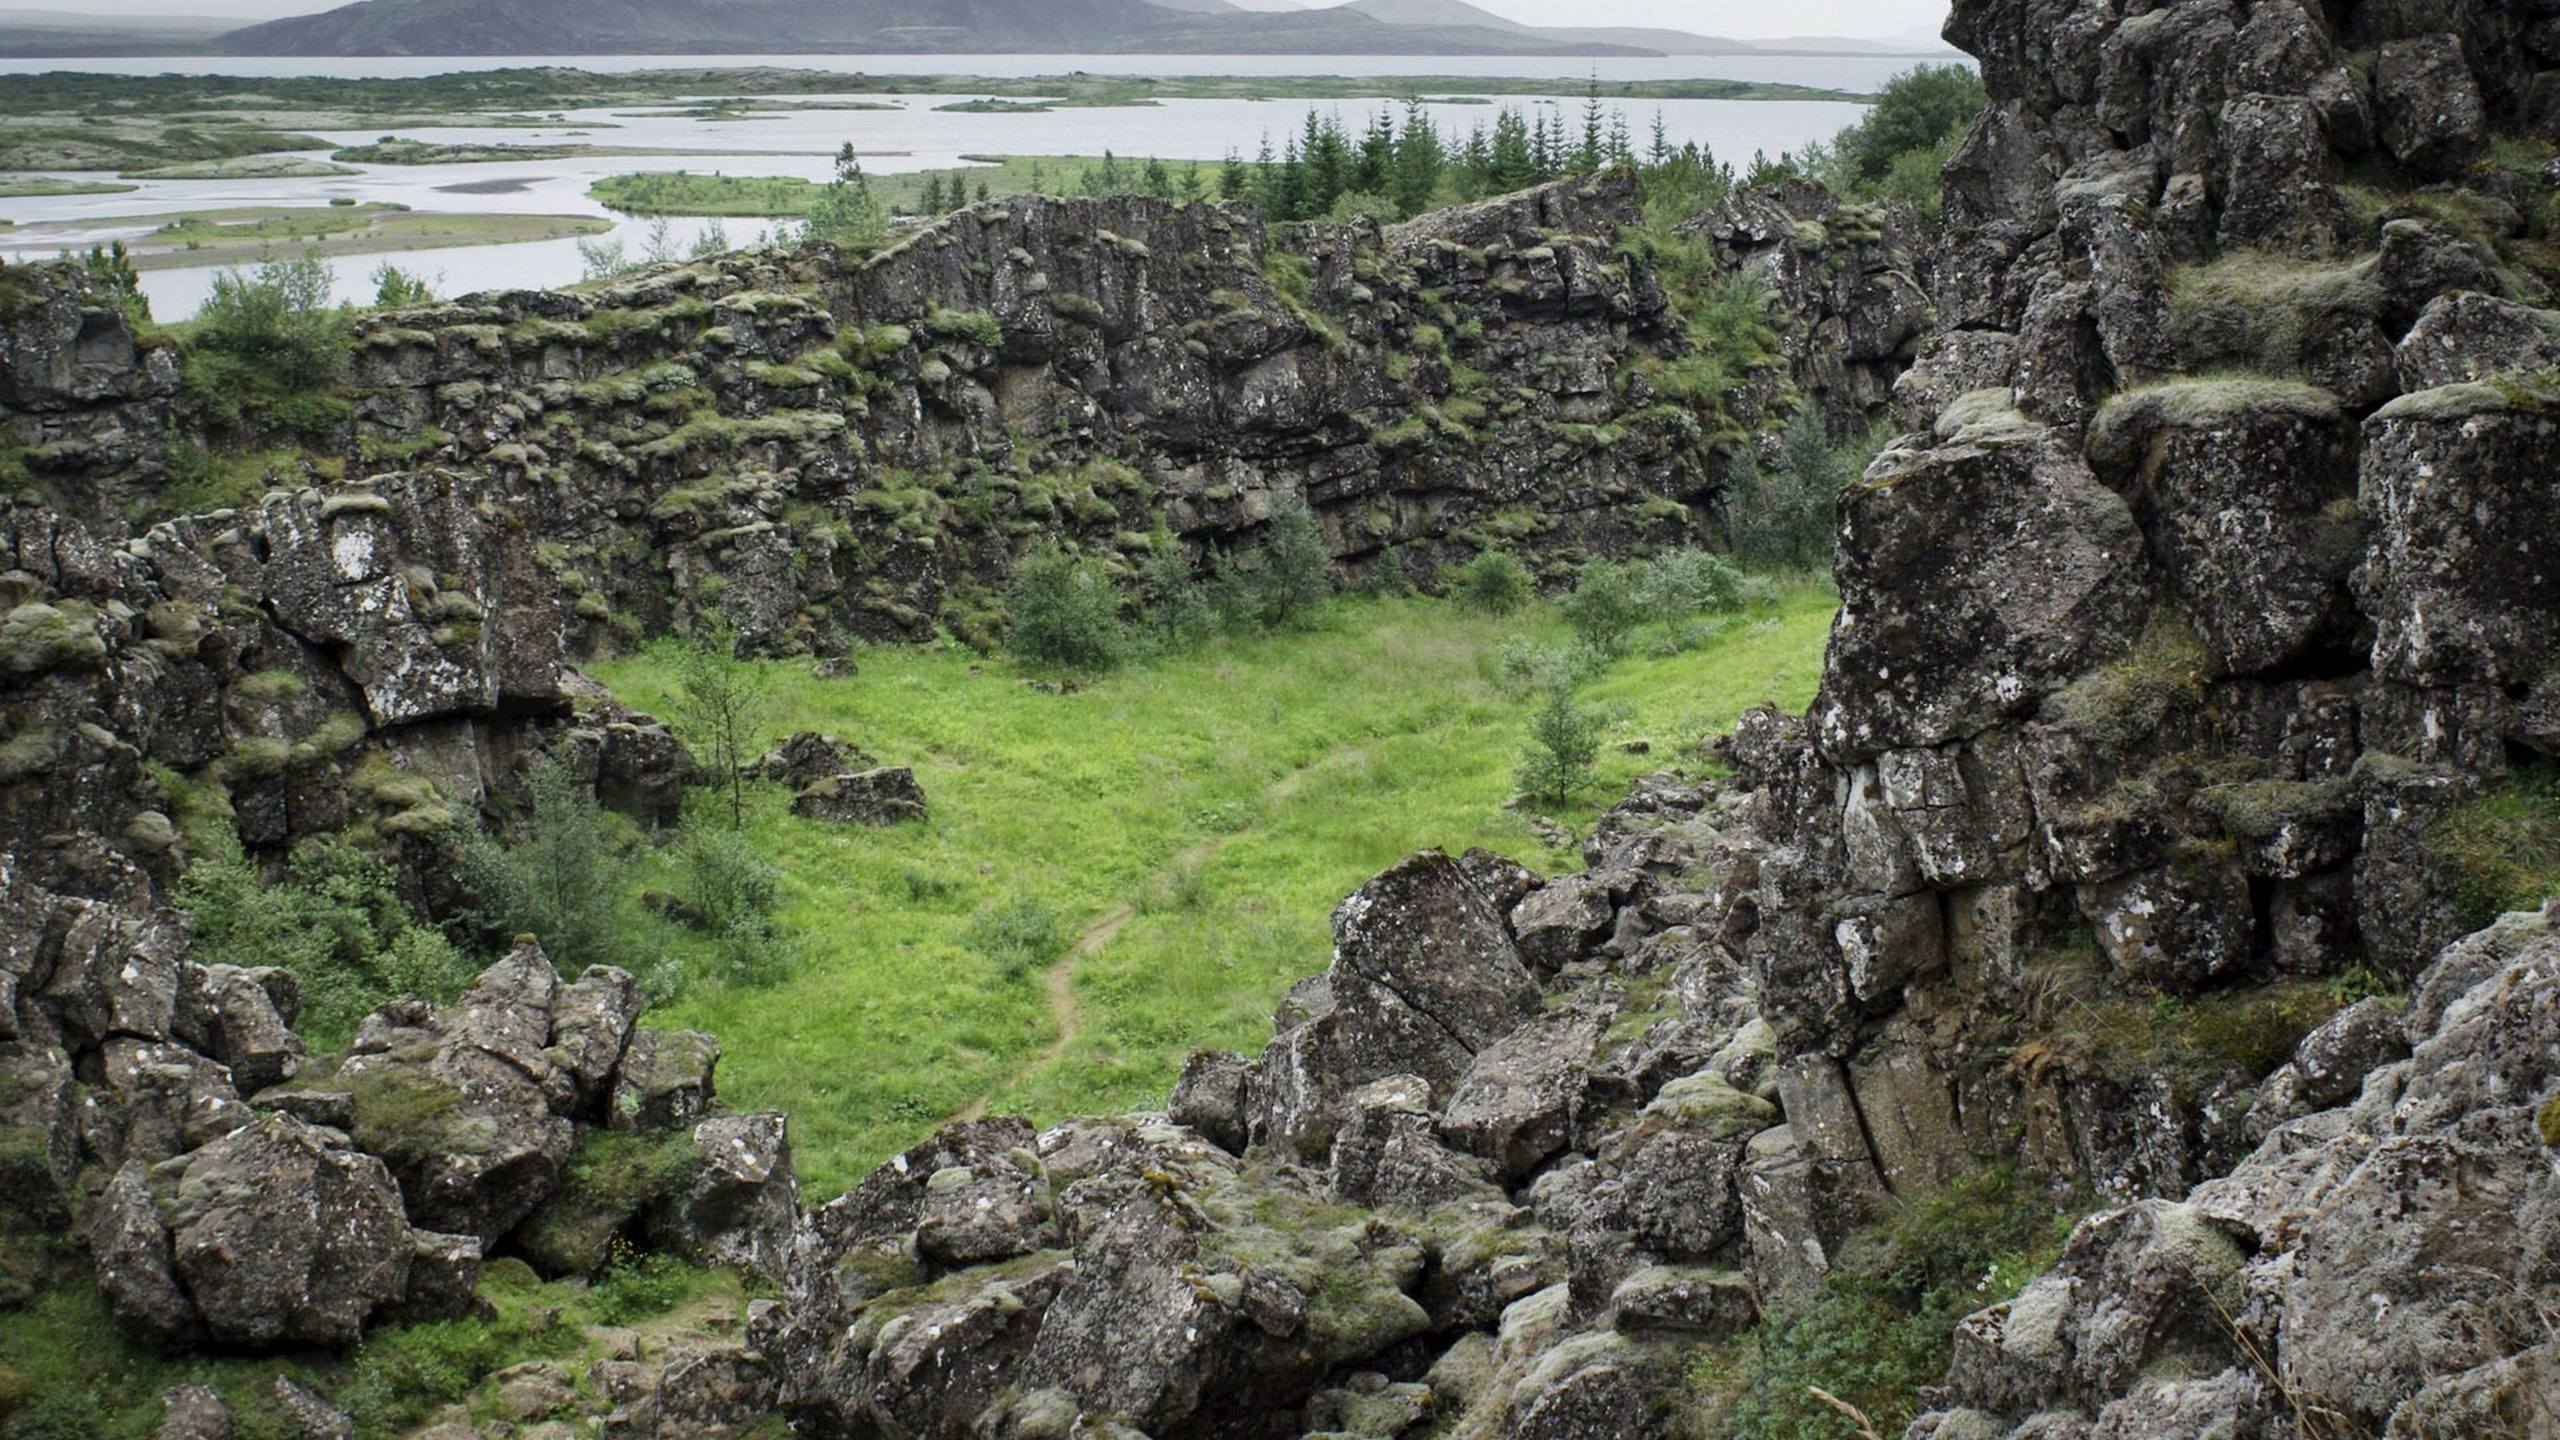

[2038,617,2220,750]
[2427,762,2560,929]
[515,1128,703,1277]
[2163,252,2382,380]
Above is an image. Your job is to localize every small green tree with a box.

[804,143,888,250]
[80,242,149,328]
[1141,533,1213,650]
[1832,64,1988,187]
[1730,409,1859,572]
[1366,544,1411,597]
[1559,557,1646,656]
[1515,683,1613,806]
[1256,497,1334,625]
[1005,544,1126,672]
[674,621,774,830]
[370,262,435,309]
[1449,549,1532,615]
[680,824,794,986]
[459,754,621,972]
[577,237,632,281]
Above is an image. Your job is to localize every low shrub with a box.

[966,895,1066,982]
[1005,544,1126,672]
[1491,635,1611,697]
[176,833,471,1047]
[1636,546,1746,621]
[1447,548,1532,615]
[1558,556,1647,657]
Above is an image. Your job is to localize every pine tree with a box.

[1490,108,1537,194]
[1354,107,1395,195]
[1577,80,1607,173]
[920,172,947,215]
[1391,99,1443,217]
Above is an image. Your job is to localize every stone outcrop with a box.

[1915,906,2560,1440]
[0,265,179,523]
[761,781,1776,1439]
[12,915,799,1354]
[1689,179,1931,435]
[790,764,928,825]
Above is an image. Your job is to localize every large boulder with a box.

[94,1115,415,1349]
[2085,379,2360,674]
[648,1112,799,1279]
[792,766,928,826]
[1250,851,1543,1157]
[1817,394,2150,763]
[2373,34,2489,178]
[1439,1004,1608,1181]
[2359,378,2560,693]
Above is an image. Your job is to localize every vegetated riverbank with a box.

[593,583,1837,1192]
[0,67,1875,173]
[5,205,614,270]
[592,156,1143,217]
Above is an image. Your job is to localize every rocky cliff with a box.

[8,175,1911,658]
[1771,0,2560,1434]
[0,174,1908,889]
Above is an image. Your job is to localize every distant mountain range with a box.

[0,0,1962,61]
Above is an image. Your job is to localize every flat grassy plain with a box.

[2,205,616,269]
[592,585,1834,1195]
[593,155,1205,217]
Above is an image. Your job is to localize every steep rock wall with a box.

[5,177,1907,658]
[1692,2,2560,1436]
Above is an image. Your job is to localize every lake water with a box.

[0,53,1940,317]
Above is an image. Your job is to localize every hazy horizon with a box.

[63,0,1957,44]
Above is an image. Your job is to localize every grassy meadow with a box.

[591,584,1835,1195]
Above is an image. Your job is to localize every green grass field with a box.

[3,204,616,271]
[591,585,1834,1195]
[592,155,1217,219]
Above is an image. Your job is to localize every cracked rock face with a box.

[1915,908,2560,1440]
[94,1113,414,1349]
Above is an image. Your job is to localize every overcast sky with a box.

[170,0,1953,42]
